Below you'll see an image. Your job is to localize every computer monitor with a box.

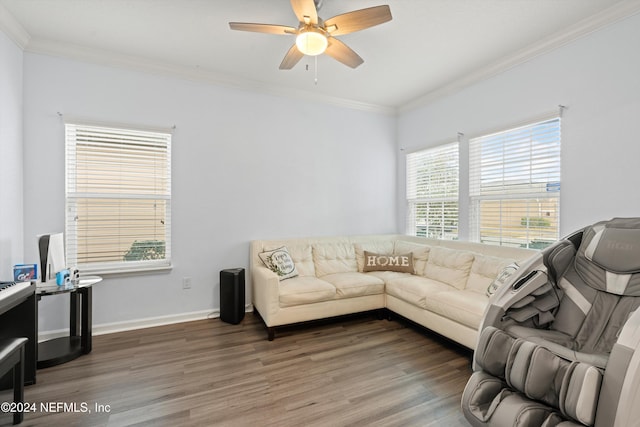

[38,233,66,283]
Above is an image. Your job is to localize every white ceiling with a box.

[1,0,638,113]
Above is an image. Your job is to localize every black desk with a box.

[36,276,101,368]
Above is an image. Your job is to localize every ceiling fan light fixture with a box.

[295,29,328,56]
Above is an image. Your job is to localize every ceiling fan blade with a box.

[229,22,297,35]
[324,5,392,36]
[279,44,305,70]
[290,0,318,25]
[324,38,364,68]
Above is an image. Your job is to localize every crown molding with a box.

[24,38,395,116]
[0,3,30,48]
[11,1,638,116]
[399,1,640,114]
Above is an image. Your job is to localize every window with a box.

[406,142,459,239]
[469,117,561,249]
[65,123,172,274]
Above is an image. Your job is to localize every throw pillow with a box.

[259,246,299,280]
[487,262,519,297]
[363,251,414,273]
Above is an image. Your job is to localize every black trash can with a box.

[220,268,245,324]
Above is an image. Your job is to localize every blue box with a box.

[13,264,38,282]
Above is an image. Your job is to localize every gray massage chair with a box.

[462,218,640,427]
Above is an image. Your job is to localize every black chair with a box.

[0,338,28,425]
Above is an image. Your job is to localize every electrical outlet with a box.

[182,277,192,289]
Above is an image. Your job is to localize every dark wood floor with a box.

[2,312,473,427]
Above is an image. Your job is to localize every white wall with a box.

[20,11,640,335]
[0,30,23,280]
[23,54,397,334]
[397,13,640,240]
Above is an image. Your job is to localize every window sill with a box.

[80,264,173,278]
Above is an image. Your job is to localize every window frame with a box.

[405,141,460,240]
[65,122,172,275]
[468,117,561,249]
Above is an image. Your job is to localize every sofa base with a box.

[386,295,480,349]
[387,310,474,357]
[253,291,489,349]
[253,306,387,341]
[255,303,475,354]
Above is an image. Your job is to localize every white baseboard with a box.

[38,304,253,342]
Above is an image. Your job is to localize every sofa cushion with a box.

[278,276,336,307]
[354,241,395,272]
[365,271,412,282]
[393,241,431,275]
[321,272,385,298]
[312,242,357,276]
[386,275,453,309]
[424,289,489,329]
[466,254,515,294]
[362,251,414,273]
[424,247,474,290]
[258,246,299,280]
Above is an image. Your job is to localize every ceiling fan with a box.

[229,0,392,69]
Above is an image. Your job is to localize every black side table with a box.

[36,276,101,368]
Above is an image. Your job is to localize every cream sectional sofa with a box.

[250,235,536,348]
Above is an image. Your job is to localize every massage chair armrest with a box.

[603,308,640,427]
[476,254,555,354]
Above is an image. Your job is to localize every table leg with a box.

[70,291,80,337]
[80,287,92,354]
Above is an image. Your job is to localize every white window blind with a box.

[469,117,561,249]
[406,142,459,239]
[65,123,172,274]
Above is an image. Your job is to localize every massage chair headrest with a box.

[583,218,640,274]
[575,217,640,296]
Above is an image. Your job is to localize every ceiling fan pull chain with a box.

[315,55,318,85]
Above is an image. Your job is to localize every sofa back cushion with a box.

[312,242,357,277]
[466,254,515,294]
[424,247,474,290]
[394,240,431,275]
[354,241,395,272]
